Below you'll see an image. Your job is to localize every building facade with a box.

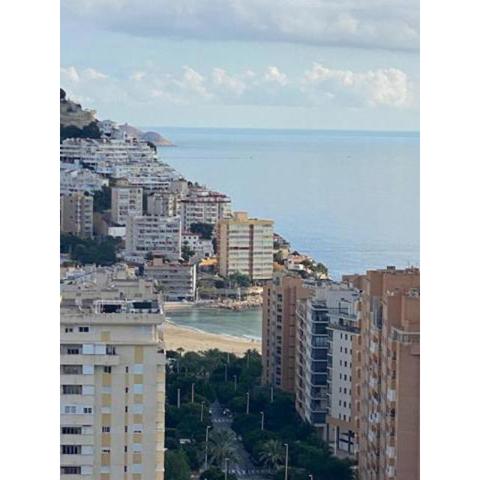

[262,273,307,392]
[144,257,197,301]
[111,186,144,226]
[61,192,94,239]
[125,215,182,259]
[216,211,274,281]
[180,188,231,231]
[345,267,420,480]
[60,293,166,480]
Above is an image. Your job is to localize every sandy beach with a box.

[163,321,261,356]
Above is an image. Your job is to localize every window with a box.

[62,385,82,395]
[125,406,129,413]
[64,405,77,414]
[61,427,81,435]
[83,407,92,414]
[133,424,143,433]
[125,366,129,373]
[133,364,144,374]
[61,466,81,475]
[64,327,73,333]
[83,385,95,395]
[79,326,90,333]
[61,365,82,375]
[103,366,112,373]
[62,445,81,455]
[102,426,110,433]
[82,365,94,375]
[106,345,116,355]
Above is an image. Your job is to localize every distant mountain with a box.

[118,123,175,146]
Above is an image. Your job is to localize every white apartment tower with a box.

[60,296,166,480]
[125,215,182,259]
[111,186,144,226]
[180,188,231,230]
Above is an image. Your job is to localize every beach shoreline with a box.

[163,320,261,355]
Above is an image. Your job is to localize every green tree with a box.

[191,222,214,239]
[165,450,191,480]
[258,439,284,470]
[182,244,196,262]
[208,430,239,467]
[93,186,112,213]
[227,271,251,288]
[200,467,237,480]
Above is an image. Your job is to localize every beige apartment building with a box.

[111,185,143,226]
[262,273,308,392]
[60,284,166,480]
[61,192,94,239]
[344,267,420,480]
[217,211,274,281]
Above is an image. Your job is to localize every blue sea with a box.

[151,127,419,280]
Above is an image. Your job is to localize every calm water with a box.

[154,127,419,280]
[167,307,262,340]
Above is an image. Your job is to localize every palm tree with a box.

[258,439,284,470]
[208,430,239,467]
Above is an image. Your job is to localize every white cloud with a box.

[61,66,80,83]
[83,67,108,80]
[61,62,417,111]
[62,0,419,51]
[264,66,288,86]
[303,63,413,108]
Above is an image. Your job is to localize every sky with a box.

[61,0,419,131]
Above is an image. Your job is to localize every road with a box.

[210,401,269,480]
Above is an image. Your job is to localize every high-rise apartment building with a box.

[324,284,361,457]
[60,285,166,480]
[344,267,420,480]
[111,186,143,225]
[180,187,231,231]
[295,281,359,440]
[262,273,308,392]
[216,211,274,281]
[61,192,94,239]
[125,215,182,259]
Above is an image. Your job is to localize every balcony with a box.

[60,354,120,366]
[60,454,94,466]
[387,389,396,402]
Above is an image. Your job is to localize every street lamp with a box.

[191,382,195,403]
[246,392,250,415]
[284,443,289,480]
[201,401,205,423]
[260,411,264,431]
[224,457,229,480]
[204,425,211,471]
[177,388,181,408]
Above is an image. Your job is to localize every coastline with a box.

[163,320,261,355]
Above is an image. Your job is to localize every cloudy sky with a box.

[61,0,419,131]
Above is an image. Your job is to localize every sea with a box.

[148,127,419,339]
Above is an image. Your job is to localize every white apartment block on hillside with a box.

[111,186,144,226]
[180,187,231,230]
[60,166,108,195]
[126,215,182,259]
[61,138,157,169]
